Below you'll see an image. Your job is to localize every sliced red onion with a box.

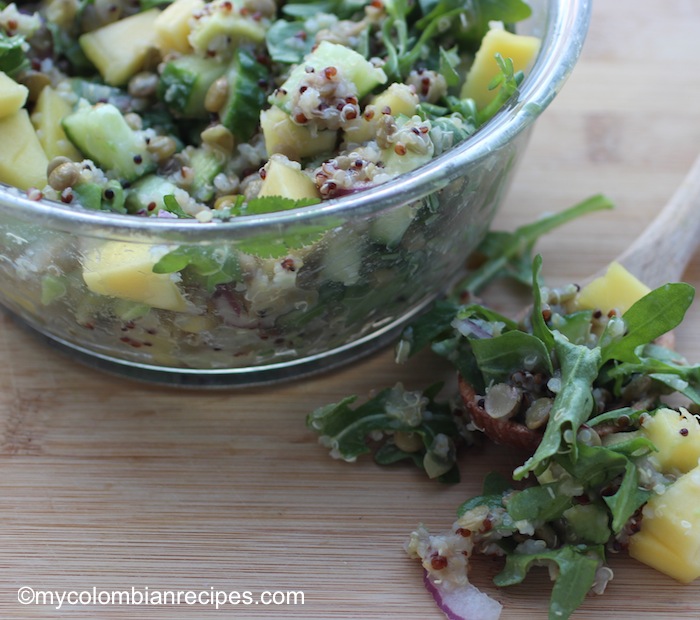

[423,571,502,620]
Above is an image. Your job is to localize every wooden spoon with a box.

[594,153,700,289]
[463,154,700,451]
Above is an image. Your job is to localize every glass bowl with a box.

[0,0,590,387]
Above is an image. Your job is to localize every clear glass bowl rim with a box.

[0,0,591,242]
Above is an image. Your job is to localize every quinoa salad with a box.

[0,0,543,374]
[0,0,539,217]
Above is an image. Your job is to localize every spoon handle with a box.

[615,154,700,289]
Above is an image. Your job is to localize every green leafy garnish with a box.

[265,19,316,64]
[452,194,615,294]
[307,383,465,481]
[153,245,242,291]
[514,331,601,479]
[0,32,28,78]
[494,545,603,620]
[600,283,695,364]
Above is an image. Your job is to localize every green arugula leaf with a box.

[506,481,574,523]
[603,460,651,533]
[266,19,316,64]
[307,383,463,480]
[235,223,330,259]
[600,283,695,364]
[452,195,614,295]
[482,470,512,495]
[470,329,553,384]
[282,0,366,19]
[530,254,555,351]
[395,298,462,360]
[651,373,700,404]
[556,443,627,490]
[233,195,320,216]
[603,342,700,405]
[562,503,612,545]
[587,406,644,428]
[494,545,603,620]
[550,309,594,346]
[515,332,601,480]
[162,194,193,219]
[477,0,533,23]
[458,493,509,521]
[153,244,242,291]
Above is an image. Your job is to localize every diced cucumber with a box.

[158,55,227,118]
[270,41,387,113]
[125,174,180,214]
[188,145,227,202]
[219,48,269,142]
[188,3,267,56]
[320,230,364,286]
[74,180,126,213]
[62,102,156,183]
[369,203,417,249]
[69,78,133,113]
[73,182,103,210]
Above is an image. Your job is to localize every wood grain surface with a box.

[2,1,700,618]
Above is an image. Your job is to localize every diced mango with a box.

[80,9,161,86]
[344,83,419,145]
[0,71,29,118]
[41,0,79,27]
[154,0,204,55]
[260,106,337,161]
[575,261,651,315]
[258,156,320,200]
[629,467,700,583]
[31,86,82,161]
[0,109,49,190]
[642,408,700,474]
[461,27,541,110]
[82,241,188,312]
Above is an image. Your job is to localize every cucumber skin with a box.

[158,56,227,118]
[219,48,269,142]
[62,103,155,183]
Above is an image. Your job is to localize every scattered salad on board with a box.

[307,198,700,619]
[0,0,538,216]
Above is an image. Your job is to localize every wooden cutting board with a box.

[2,1,700,618]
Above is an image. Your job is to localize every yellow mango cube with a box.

[575,261,651,315]
[258,156,320,200]
[31,86,82,161]
[154,0,204,55]
[260,106,337,161]
[0,71,28,118]
[629,467,700,583]
[82,241,188,312]
[461,27,541,110]
[642,408,700,474]
[344,83,419,145]
[80,9,161,86]
[0,109,49,190]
